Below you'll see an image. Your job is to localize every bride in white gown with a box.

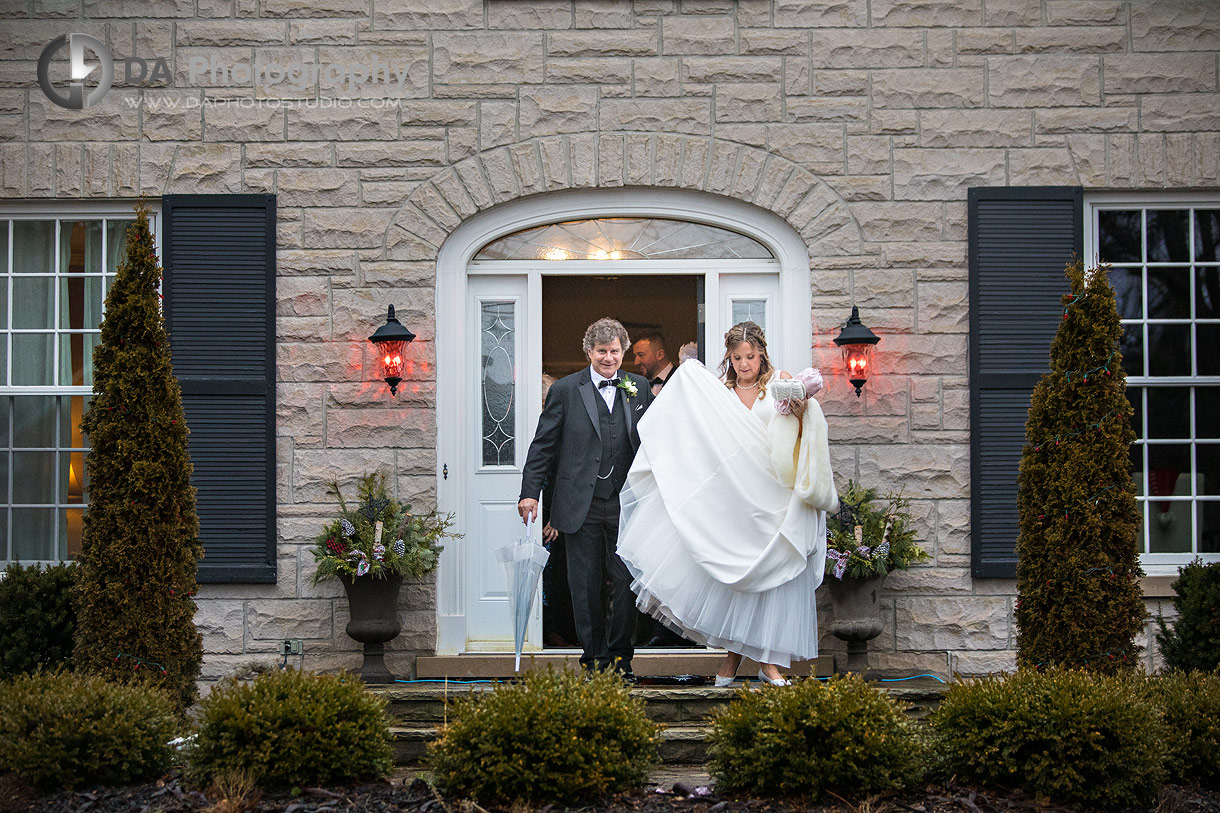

[617,322,837,685]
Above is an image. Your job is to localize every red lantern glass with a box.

[378,341,408,393]
[832,305,880,398]
[369,305,416,396]
[842,343,875,394]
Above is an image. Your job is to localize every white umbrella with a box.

[495,517,550,672]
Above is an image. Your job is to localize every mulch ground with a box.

[3,774,1219,813]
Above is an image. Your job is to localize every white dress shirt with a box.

[590,366,618,412]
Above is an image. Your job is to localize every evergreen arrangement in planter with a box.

[1155,558,1220,672]
[824,480,927,581]
[1015,259,1145,673]
[0,562,77,679]
[309,471,460,682]
[72,205,203,714]
[310,471,458,584]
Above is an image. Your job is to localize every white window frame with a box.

[1,201,161,566]
[1085,191,1220,575]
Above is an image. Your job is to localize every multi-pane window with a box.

[2,212,142,565]
[1091,199,1220,568]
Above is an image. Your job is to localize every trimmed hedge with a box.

[429,667,659,806]
[0,670,176,791]
[0,562,77,679]
[187,669,393,789]
[929,668,1166,809]
[707,674,925,799]
[1147,670,1220,788]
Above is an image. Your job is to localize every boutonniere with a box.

[616,378,638,398]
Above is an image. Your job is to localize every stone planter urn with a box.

[340,573,403,684]
[827,574,887,676]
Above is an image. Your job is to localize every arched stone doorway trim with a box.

[385,133,862,264]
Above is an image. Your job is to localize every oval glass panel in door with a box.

[481,301,516,466]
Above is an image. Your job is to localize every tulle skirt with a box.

[619,477,823,667]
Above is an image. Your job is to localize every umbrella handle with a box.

[524,516,533,541]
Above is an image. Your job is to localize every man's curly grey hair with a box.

[582,317,631,355]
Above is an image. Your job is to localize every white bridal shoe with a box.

[714,674,737,688]
[757,669,791,687]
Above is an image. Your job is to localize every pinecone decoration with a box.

[339,518,355,537]
[326,537,347,556]
[393,539,406,557]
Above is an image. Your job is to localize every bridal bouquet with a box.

[311,471,461,583]
[825,480,928,580]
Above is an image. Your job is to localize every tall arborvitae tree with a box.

[1016,259,1145,674]
[73,205,203,712]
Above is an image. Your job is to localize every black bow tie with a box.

[651,377,665,387]
[598,378,620,389]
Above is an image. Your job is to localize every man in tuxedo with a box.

[518,318,655,677]
[632,331,676,396]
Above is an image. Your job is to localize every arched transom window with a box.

[474,217,774,261]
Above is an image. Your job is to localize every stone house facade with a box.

[1,1,1217,683]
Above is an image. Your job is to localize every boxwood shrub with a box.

[1146,670,1220,787]
[428,667,659,806]
[0,670,176,791]
[929,668,1166,809]
[0,562,77,679]
[707,674,925,799]
[1156,558,1220,672]
[187,668,392,789]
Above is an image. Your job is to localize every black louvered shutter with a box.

[969,187,1082,577]
[163,195,276,583]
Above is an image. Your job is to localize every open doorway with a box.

[539,274,702,649]
[539,275,699,377]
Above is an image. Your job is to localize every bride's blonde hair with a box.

[719,321,775,397]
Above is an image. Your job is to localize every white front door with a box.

[715,273,785,367]
[463,274,544,650]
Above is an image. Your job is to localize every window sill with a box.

[1139,574,1178,598]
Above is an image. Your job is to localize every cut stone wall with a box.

[3,0,1218,680]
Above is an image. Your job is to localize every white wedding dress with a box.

[617,360,838,667]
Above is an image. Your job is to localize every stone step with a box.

[380,683,741,725]
[391,723,713,766]
[414,652,834,679]
[374,676,947,768]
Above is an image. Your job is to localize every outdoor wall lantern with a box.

[369,305,416,396]
[833,305,880,398]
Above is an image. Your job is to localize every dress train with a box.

[617,361,835,667]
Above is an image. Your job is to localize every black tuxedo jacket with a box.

[520,368,655,534]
